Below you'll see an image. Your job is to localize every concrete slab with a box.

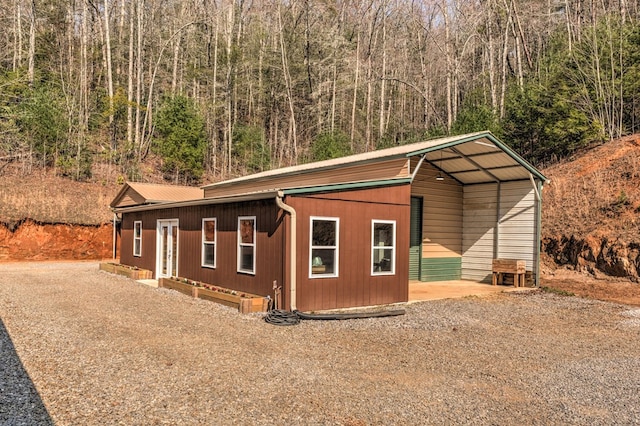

[409,280,536,302]
[137,279,159,288]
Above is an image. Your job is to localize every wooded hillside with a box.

[1,0,639,184]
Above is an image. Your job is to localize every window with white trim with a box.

[202,218,216,268]
[310,217,339,278]
[372,220,396,275]
[237,216,256,274]
[133,221,142,257]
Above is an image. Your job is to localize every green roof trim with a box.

[282,178,412,195]
[406,132,548,182]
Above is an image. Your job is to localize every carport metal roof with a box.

[202,131,547,194]
[407,132,547,185]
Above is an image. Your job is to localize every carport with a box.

[407,132,547,287]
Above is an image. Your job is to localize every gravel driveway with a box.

[1,262,639,425]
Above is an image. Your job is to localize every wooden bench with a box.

[492,259,526,287]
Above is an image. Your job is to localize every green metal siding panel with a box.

[421,257,462,282]
[409,247,421,280]
[409,197,422,280]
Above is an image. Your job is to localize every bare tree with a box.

[27,0,35,85]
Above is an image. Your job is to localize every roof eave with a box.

[113,190,281,214]
[282,177,412,195]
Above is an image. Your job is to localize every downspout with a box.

[112,212,118,260]
[275,191,297,311]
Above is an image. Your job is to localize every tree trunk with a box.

[134,0,144,160]
[499,4,512,118]
[126,0,134,147]
[565,0,573,52]
[76,0,89,180]
[511,0,532,70]
[211,12,219,176]
[27,0,35,85]
[115,0,126,82]
[103,0,115,148]
[487,1,498,112]
[278,3,298,162]
[171,34,182,95]
[225,4,234,176]
[379,1,387,140]
[350,31,360,150]
[443,0,452,131]
[14,0,23,71]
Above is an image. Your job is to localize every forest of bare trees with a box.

[1,0,639,184]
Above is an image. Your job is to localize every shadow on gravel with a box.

[0,318,53,425]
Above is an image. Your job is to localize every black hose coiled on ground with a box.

[296,309,405,320]
[263,309,301,326]
[263,308,405,325]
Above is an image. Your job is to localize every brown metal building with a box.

[111,132,547,312]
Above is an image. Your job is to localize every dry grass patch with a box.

[0,168,118,225]
[542,135,640,240]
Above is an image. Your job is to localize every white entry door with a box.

[156,219,179,279]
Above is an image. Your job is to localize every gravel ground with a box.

[1,262,639,425]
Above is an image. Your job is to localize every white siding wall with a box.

[462,183,498,282]
[411,159,462,258]
[462,180,538,282]
[498,181,537,272]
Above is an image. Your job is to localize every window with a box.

[310,217,339,278]
[237,216,256,274]
[133,221,142,257]
[372,220,396,275]
[202,218,216,268]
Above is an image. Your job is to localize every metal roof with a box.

[110,182,204,208]
[202,131,547,191]
[408,132,548,185]
[113,190,280,213]
[113,132,547,213]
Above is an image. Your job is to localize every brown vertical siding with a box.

[119,185,410,312]
[118,200,285,299]
[287,184,410,312]
[120,213,158,273]
[203,158,410,198]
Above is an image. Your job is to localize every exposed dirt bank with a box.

[542,235,640,282]
[0,219,113,261]
[539,135,640,286]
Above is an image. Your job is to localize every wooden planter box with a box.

[158,277,198,297]
[239,296,270,314]
[99,262,153,280]
[158,277,268,313]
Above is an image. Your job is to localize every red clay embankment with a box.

[0,219,114,261]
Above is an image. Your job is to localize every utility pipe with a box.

[529,173,541,201]
[275,191,297,311]
[410,153,427,182]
